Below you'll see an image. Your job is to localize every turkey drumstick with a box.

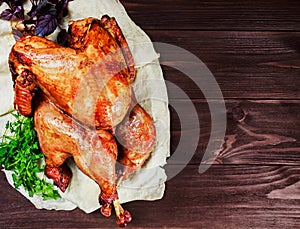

[34,94,123,220]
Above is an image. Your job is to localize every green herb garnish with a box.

[0,112,61,200]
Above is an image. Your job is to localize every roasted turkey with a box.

[8,15,156,227]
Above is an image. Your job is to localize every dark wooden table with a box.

[1,1,300,228]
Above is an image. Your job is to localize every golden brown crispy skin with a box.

[9,36,59,116]
[34,95,118,204]
[68,17,135,82]
[116,102,156,178]
[9,16,133,129]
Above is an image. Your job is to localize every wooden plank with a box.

[146,31,300,99]
[169,99,300,165]
[0,165,299,228]
[121,0,300,31]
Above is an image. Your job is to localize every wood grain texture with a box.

[169,99,300,165]
[268,181,300,200]
[148,31,300,99]
[1,0,300,228]
[1,165,300,228]
[121,0,300,31]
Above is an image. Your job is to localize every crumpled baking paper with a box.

[0,0,170,213]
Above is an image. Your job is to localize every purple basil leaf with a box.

[35,14,58,37]
[28,0,43,16]
[56,0,73,17]
[0,1,24,20]
[57,28,68,46]
[0,9,17,20]
[14,5,22,13]
[13,5,24,19]
[32,0,57,17]
[12,28,24,41]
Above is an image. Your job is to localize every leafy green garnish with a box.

[0,112,61,200]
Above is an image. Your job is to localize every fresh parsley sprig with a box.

[0,0,73,42]
[0,112,61,200]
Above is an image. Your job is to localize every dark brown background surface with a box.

[1,1,300,228]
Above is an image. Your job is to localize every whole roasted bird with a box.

[8,15,156,227]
